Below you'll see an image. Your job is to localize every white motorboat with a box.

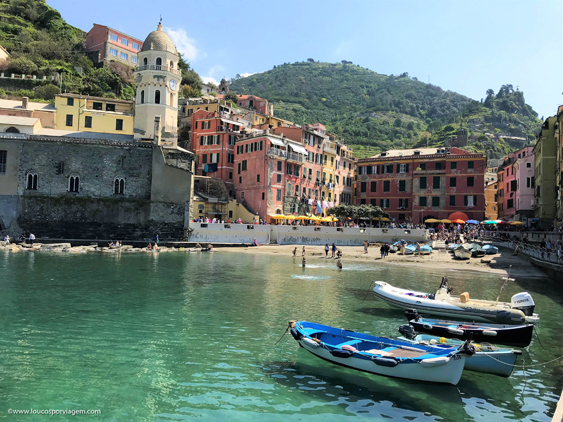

[372,277,539,324]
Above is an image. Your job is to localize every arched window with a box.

[69,175,80,193]
[6,127,19,133]
[140,90,145,104]
[114,177,125,195]
[26,173,37,190]
[143,57,148,66]
[156,57,162,69]
[276,209,282,215]
[170,60,174,69]
[155,90,160,104]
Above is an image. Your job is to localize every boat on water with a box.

[397,325,521,377]
[483,244,499,255]
[453,246,471,260]
[372,277,539,324]
[404,310,534,347]
[289,320,473,385]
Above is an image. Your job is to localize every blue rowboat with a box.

[398,326,521,377]
[483,244,499,254]
[289,320,474,385]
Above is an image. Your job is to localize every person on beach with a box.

[384,243,389,257]
[146,243,152,250]
[29,233,35,245]
[302,256,306,267]
[154,234,159,245]
[336,249,342,259]
[302,246,306,257]
[293,247,297,257]
[336,259,342,269]
[331,243,336,258]
[380,244,385,259]
[154,243,159,251]
[417,243,421,256]
[324,244,329,257]
[252,238,258,247]
[363,240,368,254]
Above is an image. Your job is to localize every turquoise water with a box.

[0,251,561,421]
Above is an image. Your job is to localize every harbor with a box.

[1,248,561,421]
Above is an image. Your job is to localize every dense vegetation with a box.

[231,61,541,158]
[0,0,202,101]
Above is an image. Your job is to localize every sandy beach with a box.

[218,243,546,278]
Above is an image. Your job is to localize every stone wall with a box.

[17,196,186,240]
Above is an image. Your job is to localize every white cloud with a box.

[165,27,200,62]
[239,72,256,78]
[201,76,219,86]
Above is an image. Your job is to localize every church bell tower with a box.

[134,22,180,144]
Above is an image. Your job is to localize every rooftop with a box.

[0,115,40,126]
[90,24,143,43]
[56,94,134,105]
[0,99,56,112]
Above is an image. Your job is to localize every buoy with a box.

[446,327,464,336]
[439,337,447,344]
[301,337,319,348]
[482,330,497,337]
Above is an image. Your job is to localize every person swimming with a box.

[336,259,342,269]
[302,256,306,267]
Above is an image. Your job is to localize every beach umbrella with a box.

[380,217,391,222]
[372,217,379,221]
[424,218,439,223]
[451,219,466,224]
[320,217,333,222]
[448,212,469,221]
[483,220,497,224]
[466,219,479,224]
[510,221,525,225]
[284,215,296,220]
[268,214,286,219]
[308,215,321,221]
[440,219,452,224]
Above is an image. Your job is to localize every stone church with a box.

[0,24,195,240]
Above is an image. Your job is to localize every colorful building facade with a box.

[485,181,498,221]
[85,24,142,67]
[556,105,563,228]
[356,147,486,224]
[533,117,558,228]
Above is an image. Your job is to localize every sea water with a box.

[0,250,561,421]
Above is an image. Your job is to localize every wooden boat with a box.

[289,320,472,385]
[466,243,486,257]
[372,277,539,324]
[482,244,499,255]
[404,310,534,347]
[398,326,521,377]
[453,246,471,260]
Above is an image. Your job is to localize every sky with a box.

[48,0,563,119]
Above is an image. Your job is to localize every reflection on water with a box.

[0,250,560,421]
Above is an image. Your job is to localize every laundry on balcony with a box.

[204,163,218,173]
[328,202,334,208]
[317,201,322,214]
[321,200,329,209]
[308,198,314,205]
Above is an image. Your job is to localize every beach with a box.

[218,243,545,278]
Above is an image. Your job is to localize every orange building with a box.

[485,181,498,221]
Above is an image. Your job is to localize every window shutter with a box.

[396,164,400,173]
[406,163,409,173]
[405,199,409,208]
[464,195,468,206]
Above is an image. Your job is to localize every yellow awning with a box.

[380,217,390,222]
[284,215,296,220]
[440,219,452,223]
[425,218,439,223]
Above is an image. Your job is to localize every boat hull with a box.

[454,248,471,259]
[400,335,519,377]
[409,318,534,347]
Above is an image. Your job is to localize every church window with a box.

[5,127,19,133]
[116,119,123,131]
[140,90,145,104]
[69,175,80,193]
[155,90,161,104]
[143,57,147,66]
[170,61,174,69]
[114,177,125,195]
[0,151,7,173]
[156,57,162,68]
[26,173,38,190]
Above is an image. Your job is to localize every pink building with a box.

[85,24,142,67]
[498,146,535,222]
[235,95,269,116]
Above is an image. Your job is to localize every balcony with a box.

[266,148,306,163]
[136,64,181,76]
[323,144,336,154]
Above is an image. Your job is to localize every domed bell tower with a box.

[134,22,180,145]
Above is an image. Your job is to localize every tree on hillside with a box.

[307,58,315,63]
[225,91,239,104]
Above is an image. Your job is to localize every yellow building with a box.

[54,94,134,135]
[321,138,337,203]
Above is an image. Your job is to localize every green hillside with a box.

[230,61,541,158]
[0,0,201,101]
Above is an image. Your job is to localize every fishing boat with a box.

[403,244,432,255]
[466,243,486,257]
[289,320,473,385]
[397,325,521,377]
[372,277,539,324]
[453,246,471,260]
[482,244,499,255]
[404,310,534,347]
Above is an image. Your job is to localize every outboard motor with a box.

[404,309,420,321]
[511,292,536,316]
[399,324,417,340]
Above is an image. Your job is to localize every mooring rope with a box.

[361,280,375,304]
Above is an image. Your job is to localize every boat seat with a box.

[301,328,324,337]
[364,347,395,357]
